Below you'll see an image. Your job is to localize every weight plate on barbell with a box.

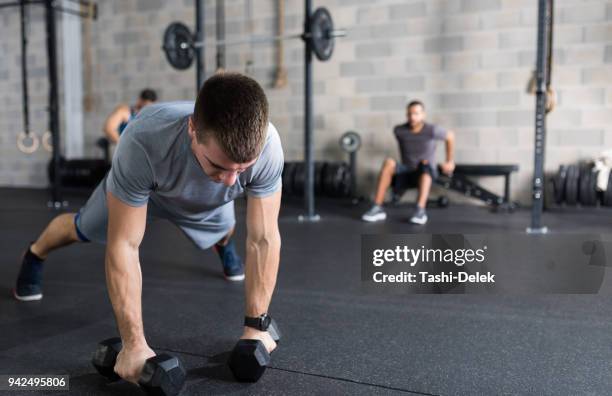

[310,7,334,61]
[163,22,194,70]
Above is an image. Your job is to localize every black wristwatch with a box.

[244,313,272,331]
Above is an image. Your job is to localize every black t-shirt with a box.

[393,122,447,169]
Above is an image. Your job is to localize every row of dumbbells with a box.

[92,320,281,395]
[552,163,612,207]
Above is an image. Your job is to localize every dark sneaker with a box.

[214,240,245,281]
[409,207,428,225]
[362,205,387,222]
[13,247,44,301]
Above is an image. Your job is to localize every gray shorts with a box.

[75,180,236,250]
[395,162,439,180]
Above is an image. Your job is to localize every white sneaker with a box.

[409,208,428,225]
[362,205,387,222]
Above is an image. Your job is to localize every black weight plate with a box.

[332,163,345,197]
[292,162,305,196]
[578,165,589,205]
[328,162,346,197]
[565,164,579,205]
[332,163,346,197]
[603,172,612,207]
[588,170,599,206]
[310,7,334,61]
[163,22,194,70]
[322,162,338,196]
[337,163,351,197]
[319,162,331,196]
[579,165,597,206]
[326,163,339,197]
[282,162,297,195]
[553,165,567,204]
[290,162,325,196]
[339,131,361,153]
[315,162,325,195]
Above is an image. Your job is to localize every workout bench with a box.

[391,164,519,211]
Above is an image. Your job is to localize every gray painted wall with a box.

[0,0,611,203]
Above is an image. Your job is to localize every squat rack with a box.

[528,0,554,233]
[174,0,345,222]
[0,0,97,207]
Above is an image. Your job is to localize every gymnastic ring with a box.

[42,130,53,152]
[17,131,40,154]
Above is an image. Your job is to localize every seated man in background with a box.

[103,88,158,144]
[362,100,455,225]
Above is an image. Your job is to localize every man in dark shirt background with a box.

[362,100,455,225]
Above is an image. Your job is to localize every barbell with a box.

[162,7,346,70]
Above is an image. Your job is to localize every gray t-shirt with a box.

[393,122,447,169]
[106,101,284,221]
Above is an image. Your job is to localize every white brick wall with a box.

[0,0,610,205]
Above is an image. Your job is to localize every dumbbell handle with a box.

[92,338,186,396]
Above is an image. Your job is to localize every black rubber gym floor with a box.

[1,188,612,395]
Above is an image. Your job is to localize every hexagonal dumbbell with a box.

[92,337,186,396]
[228,319,282,382]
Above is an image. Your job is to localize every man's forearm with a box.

[244,232,281,317]
[446,133,455,163]
[105,243,146,347]
[104,127,120,144]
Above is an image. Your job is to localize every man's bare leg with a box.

[373,158,397,206]
[30,213,81,259]
[363,158,396,222]
[15,213,82,301]
[411,166,432,225]
[415,173,433,209]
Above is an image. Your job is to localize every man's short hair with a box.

[192,72,269,163]
[139,88,158,102]
[407,100,425,110]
